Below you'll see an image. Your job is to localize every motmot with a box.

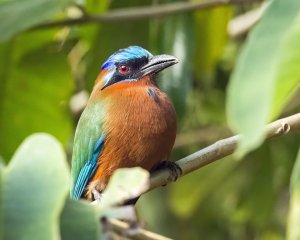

[71,46,179,201]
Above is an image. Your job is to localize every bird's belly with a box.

[91,90,176,188]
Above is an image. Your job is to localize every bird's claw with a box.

[91,190,103,205]
[154,161,182,182]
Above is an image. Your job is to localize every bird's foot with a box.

[91,190,104,205]
[153,161,182,182]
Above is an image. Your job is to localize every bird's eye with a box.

[119,65,129,74]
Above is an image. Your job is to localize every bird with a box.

[70,46,179,201]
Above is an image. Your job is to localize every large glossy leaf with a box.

[287,147,300,240]
[101,167,149,208]
[271,13,300,117]
[0,0,72,42]
[227,0,300,155]
[0,43,73,160]
[1,134,69,240]
[60,199,101,240]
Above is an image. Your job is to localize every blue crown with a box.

[101,46,153,70]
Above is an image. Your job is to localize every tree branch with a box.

[104,218,173,240]
[33,0,263,29]
[148,113,300,191]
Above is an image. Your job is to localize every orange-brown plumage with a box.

[86,76,176,198]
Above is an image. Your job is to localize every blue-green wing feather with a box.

[71,102,105,199]
[72,134,105,199]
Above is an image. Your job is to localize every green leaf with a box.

[227,0,300,155]
[0,0,71,42]
[60,199,101,240]
[271,13,300,117]
[96,168,149,225]
[287,147,300,240]
[100,206,136,222]
[101,167,149,208]
[1,133,69,240]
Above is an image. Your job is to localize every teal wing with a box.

[70,102,105,199]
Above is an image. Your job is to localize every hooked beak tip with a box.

[138,54,179,77]
[150,54,179,65]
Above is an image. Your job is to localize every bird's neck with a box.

[91,75,158,100]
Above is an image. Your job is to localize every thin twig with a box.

[104,218,173,240]
[149,113,300,191]
[32,0,263,30]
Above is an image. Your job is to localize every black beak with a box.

[135,54,179,78]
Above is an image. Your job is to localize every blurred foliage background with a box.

[0,0,300,239]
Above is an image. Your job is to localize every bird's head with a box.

[98,46,178,90]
